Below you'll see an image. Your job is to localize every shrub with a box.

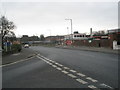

[11,44,22,53]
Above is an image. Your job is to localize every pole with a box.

[65,18,73,45]
[70,19,73,44]
[70,19,73,35]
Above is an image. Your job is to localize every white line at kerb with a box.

[1,56,35,67]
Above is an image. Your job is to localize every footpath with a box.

[2,48,36,65]
[55,45,119,54]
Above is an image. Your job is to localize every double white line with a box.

[36,54,114,89]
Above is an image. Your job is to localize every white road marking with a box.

[50,60,55,63]
[56,67,62,71]
[88,85,99,89]
[76,79,88,84]
[61,70,69,74]
[49,60,52,61]
[52,65,57,68]
[57,64,63,67]
[1,56,35,67]
[47,62,52,65]
[64,67,70,70]
[67,74,77,78]
[100,83,113,89]
[86,77,98,83]
[45,60,49,63]
[37,55,112,89]
[70,69,77,73]
[77,73,86,77]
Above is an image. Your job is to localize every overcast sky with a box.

[0,1,118,37]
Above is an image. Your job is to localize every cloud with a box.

[1,2,118,36]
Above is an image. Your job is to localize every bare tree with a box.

[0,16,16,49]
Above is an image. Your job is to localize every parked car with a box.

[24,44,29,48]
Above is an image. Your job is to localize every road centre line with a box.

[64,67,70,70]
[70,69,77,73]
[77,73,86,77]
[86,77,98,83]
[99,83,113,89]
[36,55,113,89]
[56,67,62,71]
[61,70,69,74]
[88,85,100,90]
[67,74,77,78]
[76,78,88,84]
[52,65,57,68]
[57,64,63,67]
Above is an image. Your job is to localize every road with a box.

[2,46,118,89]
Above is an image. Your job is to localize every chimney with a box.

[90,28,92,37]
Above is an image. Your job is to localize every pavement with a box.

[55,45,119,54]
[2,47,37,65]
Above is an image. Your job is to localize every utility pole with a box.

[65,19,73,44]
[65,19,73,35]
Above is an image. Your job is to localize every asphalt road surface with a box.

[2,46,118,89]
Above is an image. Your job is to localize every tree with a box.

[0,16,16,49]
[40,34,45,41]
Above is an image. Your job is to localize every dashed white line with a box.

[64,67,70,70]
[48,59,52,61]
[100,83,113,89]
[76,78,88,84]
[88,85,99,89]
[55,63,63,67]
[77,73,86,77]
[48,62,53,65]
[61,70,69,74]
[37,55,113,89]
[70,69,77,73]
[52,65,57,68]
[67,74,77,78]
[86,77,98,83]
[56,67,62,71]
[50,60,55,63]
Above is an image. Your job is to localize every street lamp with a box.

[65,19,73,44]
[65,19,73,35]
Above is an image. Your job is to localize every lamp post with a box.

[65,19,73,35]
[48,29,51,42]
[65,19,73,44]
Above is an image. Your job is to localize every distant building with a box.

[20,35,40,44]
[29,36,39,41]
[45,35,64,43]
[107,29,120,49]
[21,35,29,44]
[64,31,88,45]
[64,31,88,41]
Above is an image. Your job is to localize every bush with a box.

[11,44,22,53]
